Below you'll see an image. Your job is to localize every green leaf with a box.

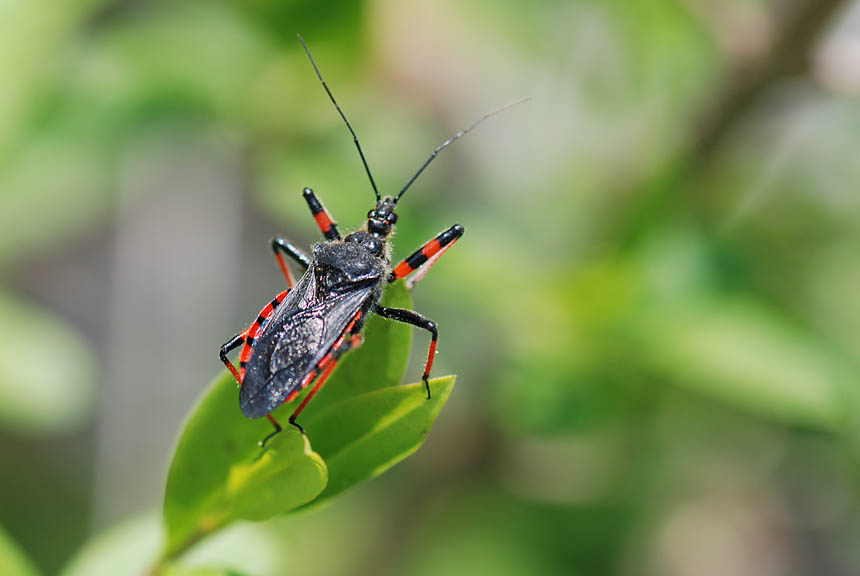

[162,376,327,558]
[163,281,442,559]
[303,376,455,505]
[0,289,98,435]
[301,280,413,417]
[0,525,41,576]
[644,297,850,429]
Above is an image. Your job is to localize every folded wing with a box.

[239,283,373,418]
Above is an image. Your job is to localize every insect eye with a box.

[367,209,375,219]
[387,213,398,224]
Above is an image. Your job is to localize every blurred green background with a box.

[3,0,860,574]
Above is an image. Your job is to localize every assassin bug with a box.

[219,35,526,446]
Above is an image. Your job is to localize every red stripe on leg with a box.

[290,361,337,425]
[275,254,296,288]
[223,329,250,385]
[421,238,442,259]
[391,226,463,283]
[314,212,333,234]
[260,302,274,318]
[393,261,414,279]
[287,330,364,428]
[406,240,458,289]
[423,338,438,380]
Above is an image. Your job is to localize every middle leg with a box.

[374,306,438,399]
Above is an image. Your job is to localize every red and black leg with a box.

[271,237,311,289]
[220,329,248,383]
[374,306,438,399]
[303,187,341,241]
[270,187,338,286]
[389,224,464,289]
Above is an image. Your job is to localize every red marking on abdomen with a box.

[284,369,318,404]
[318,352,334,369]
[239,293,288,379]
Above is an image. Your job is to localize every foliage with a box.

[4,0,860,575]
[158,281,453,569]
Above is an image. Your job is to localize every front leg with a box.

[303,187,341,240]
[374,306,438,399]
[389,224,464,289]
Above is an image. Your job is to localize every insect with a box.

[219,35,526,446]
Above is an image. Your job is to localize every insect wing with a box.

[239,275,372,418]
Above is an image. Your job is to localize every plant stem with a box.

[144,520,227,576]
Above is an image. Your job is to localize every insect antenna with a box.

[298,34,381,203]
[394,97,530,203]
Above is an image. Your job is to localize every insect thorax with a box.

[313,237,388,292]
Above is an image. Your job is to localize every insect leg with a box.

[271,236,311,288]
[374,306,438,399]
[258,414,283,447]
[289,333,364,433]
[388,224,464,289]
[219,329,248,384]
[303,187,341,241]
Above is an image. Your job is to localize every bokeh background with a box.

[3,0,860,574]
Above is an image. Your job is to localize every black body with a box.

[219,34,523,444]
[240,237,385,418]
